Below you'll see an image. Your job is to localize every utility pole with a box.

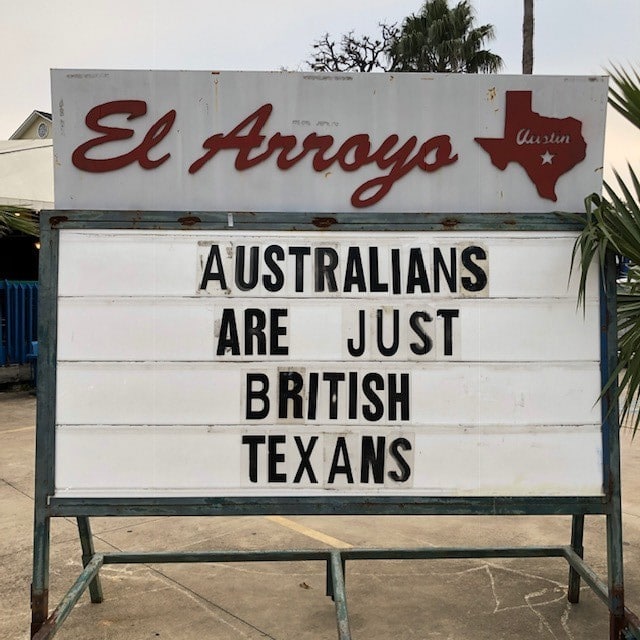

[522,0,534,74]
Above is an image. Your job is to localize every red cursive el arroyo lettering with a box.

[71,100,176,172]
[72,101,457,208]
[189,104,458,208]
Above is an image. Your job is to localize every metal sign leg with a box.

[326,553,346,602]
[330,552,351,640]
[568,514,585,603]
[602,252,626,639]
[77,517,103,603]
[607,510,626,639]
[30,510,50,638]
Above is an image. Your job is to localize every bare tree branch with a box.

[307,24,399,73]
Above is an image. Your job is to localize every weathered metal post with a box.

[567,514,584,603]
[602,251,625,639]
[31,218,56,638]
[77,517,104,603]
[30,513,50,637]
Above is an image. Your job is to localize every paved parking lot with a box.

[1,390,639,639]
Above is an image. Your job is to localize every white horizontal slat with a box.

[58,230,599,299]
[54,424,603,497]
[58,298,215,361]
[57,297,599,362]
[56,361,601,427]
[58,231,195,297]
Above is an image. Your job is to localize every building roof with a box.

[9,111,53,140]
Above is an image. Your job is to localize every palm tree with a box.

[389,0,503,73]
[572,66,640,433]
[522,0,534,74]
[0,205,39,238]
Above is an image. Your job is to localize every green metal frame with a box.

[31,210,640,640]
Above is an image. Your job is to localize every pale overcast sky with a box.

[2,0,639,183]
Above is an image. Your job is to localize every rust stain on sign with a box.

[312,217,337,229]
[178,215,201,227]
[50,216,68,228]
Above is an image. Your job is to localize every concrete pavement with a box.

[1,390,639,639]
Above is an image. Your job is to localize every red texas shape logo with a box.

[474,91,587,201]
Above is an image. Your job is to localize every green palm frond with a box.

[571,64,640,435]
[569,193,609,310]
[573,164,640,435]
[0,206,40,238]
[389,0,503,73]
[608,64,640,130]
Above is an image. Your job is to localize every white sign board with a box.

[51,71,607,213]
[50,71,607,500]
[54,229,602,498]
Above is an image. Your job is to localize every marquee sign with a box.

[33,71,636,640]
[48,71,609,500]
[51,71,607,212]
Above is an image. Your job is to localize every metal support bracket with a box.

[568,514,585,603]
[76,517,103,603]
[29,530,640,640]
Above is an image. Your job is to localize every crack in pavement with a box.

[88,531,277,639]
[0,476,33,500]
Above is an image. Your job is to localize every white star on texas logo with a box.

[541,150,555,165]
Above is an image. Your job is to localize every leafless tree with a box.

[308,24,399,72]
